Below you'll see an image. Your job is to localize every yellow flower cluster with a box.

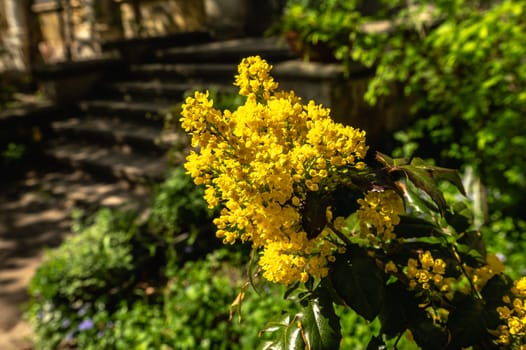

[357,189,405,245]
[496,276,526,347]
[463,253,505,293]
[406,251,450,291]
[180,56,368,284]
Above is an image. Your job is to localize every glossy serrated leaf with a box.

[375,152,410,168]
[398,181,438,217]
[300,289,342,350]
[375,152,396,167]
[394,215,443,238]
[378,153,465,215]
[257,313,305,350]
[401,166,448,214]
[409,158,466,196]
[329,245,385,321]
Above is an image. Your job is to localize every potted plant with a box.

[271,0,381,63]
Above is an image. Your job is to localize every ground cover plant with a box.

[180,55,526,349]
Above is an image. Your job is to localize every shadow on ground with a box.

[0,169,73,349]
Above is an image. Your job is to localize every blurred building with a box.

[0,0,284,69]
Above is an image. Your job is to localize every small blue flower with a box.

[78,319,94,331]
[78,305,88,317]
[97,330,105,338]
[61,318,71,329]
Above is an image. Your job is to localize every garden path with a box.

[0,167,150,349]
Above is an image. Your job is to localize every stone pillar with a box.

[2,0,29,69]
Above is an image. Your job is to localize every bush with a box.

[26,208,140,349]
[148,166,219,261]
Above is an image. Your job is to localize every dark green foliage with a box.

[149,167,214,237]
[329,246,385,321]
[29,209,137,303]
[148,166,220,263]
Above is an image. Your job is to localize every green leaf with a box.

[444,204,471,233]
[447,298,488,348]
[456,231,487,266]
[409,314,448,350]
[379,155,466,215]
[300,289,342,350]
[428,166,466,196]
[366,336,387,350]
[379,282,415,338]
[394,215,443,239]
[329,245,385,321]
[258,313,305,350]
[398,179,439,217]
[400,165,448,215]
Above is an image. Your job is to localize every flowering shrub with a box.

[181,56,526,349]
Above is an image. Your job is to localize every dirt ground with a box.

[0,169,73,349]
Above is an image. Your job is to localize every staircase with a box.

[43,34,296,213]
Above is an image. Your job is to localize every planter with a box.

[285,31,338,63]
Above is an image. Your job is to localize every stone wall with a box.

[274,60,412,150]
[29,0,207,63]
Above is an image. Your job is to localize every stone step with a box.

[45,141,170,183]
[154,36,296,63]
[50,116,189,155]
[79,99,172,123]
[102,30,213,63]
[128,63,239,84]
[100,81,235,103]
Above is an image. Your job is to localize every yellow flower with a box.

[406,251,449,294]
[357,189,404,245]
[513,276,526,297]
[495,276,526,346]
[181,55,368,284]
[385,261,398,274]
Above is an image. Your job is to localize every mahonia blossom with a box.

[463,253,505,293]
[181,56,368,284]
[406,250,450,292]
[496,276,526,348]
[357,189,405,245]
